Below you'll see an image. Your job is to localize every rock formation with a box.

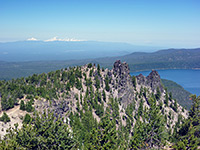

[136,70,164,92]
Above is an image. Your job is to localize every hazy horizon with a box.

[0,39,199,49]
[1,0,200,48]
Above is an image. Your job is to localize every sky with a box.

[0,0,200,47]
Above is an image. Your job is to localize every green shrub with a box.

[23,114,31,124]
[0,112,10,123]
[20,100,25,111]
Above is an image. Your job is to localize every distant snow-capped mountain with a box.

[0,40,161,62]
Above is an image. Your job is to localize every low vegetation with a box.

[0,112,10,123]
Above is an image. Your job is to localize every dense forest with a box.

[0,61,199,149]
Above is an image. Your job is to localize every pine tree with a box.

[66,82,71,91]
[26,101,33,112]
[164,92,169,106]
[20,100,25,110]
[145,97,168,148]
[88,63,92,68]
[1,96,9,110]
[95,76,100,89]
[131,96,168,149]
[76,99,80,112]
[173,95,200,149]
[0,111,78,149]
[137,99,144,117]
[132,76,136,87]
[169,92,173,100]
[102,90,106,102]
[155,87,161,100]
[130,120,146,149]
[89,69,93,77]
[97,64,101,76]
[87,109,118,150]
[23,113,31,124]
[173,99,178,112]
[0,112,10,123]
[105,76,110,92]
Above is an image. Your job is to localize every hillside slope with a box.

[0,60,190,149]
[161,79,192,110]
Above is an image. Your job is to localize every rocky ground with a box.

[0,105,26,138]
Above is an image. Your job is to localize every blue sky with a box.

[0,0,200,47]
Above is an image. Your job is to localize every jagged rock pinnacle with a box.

[136,74,146,85]
[136,70,163,93]
[147,70,163,92]
[113,60,130,76]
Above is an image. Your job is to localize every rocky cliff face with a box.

[136,70,164,92]
[112,60,164,106]
[114,60,187,123]
[112,60,134,106]
[113,60,130,78]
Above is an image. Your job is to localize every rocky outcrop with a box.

[112,60,134,106]
[136,74,146,85]
[113,60,130,87]
[35,99,69,118]
[146,70,164,92]
[113,61,163,93]
[113,60,129,77]
[136,70,163,93]
[112,60,164,107]
[51,100,69,117]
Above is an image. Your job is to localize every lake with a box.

[131,69,200,96]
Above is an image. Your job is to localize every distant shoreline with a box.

[131,68,200,73]
[130,69,200,96]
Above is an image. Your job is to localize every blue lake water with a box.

[130,69,200,96]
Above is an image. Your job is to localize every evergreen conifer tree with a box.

[20,100,25,110]
[131,96,168,149]
[173,95,200,149]
[87,109,118,150]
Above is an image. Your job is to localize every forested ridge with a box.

[161,79,192,110]
[0,48,200,80]
[0,60,199,149]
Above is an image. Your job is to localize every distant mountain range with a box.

[95,48,200,71]
[0,48,200,80]
[0,41,160,62]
